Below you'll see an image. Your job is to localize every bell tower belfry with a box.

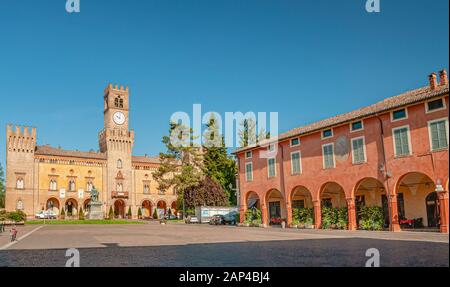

[99,84,134,206]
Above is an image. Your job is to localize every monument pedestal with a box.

[87,202,104,220]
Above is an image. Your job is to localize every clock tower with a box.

[99,84,134,208]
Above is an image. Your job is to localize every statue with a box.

[90,186,99,202]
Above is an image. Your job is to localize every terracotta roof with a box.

[234,84,449,154]
[132,156,161,164]
[35,145,107,160]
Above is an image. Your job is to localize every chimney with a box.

[439,69,448,86]
[429,73,438,90]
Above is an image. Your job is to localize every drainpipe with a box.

[278,143,289,225]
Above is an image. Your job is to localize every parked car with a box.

[185,215,200,224]
[209,214,236,225]
[35,210,57,219]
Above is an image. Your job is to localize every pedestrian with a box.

[10,226,18,242]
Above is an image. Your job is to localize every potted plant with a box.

[305,218,314,229]
[127,206,132,219]
[137,207,142,219]
[60,208,65,220]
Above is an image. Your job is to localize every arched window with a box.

[119,98,124,108]
[144,185,150,194]
[117,159,123,169]
[16,178,24,189]
[49,180,57,191]
[117,183,123,192]
[86,182,93,192]
[114,97,119,108]
[69,180,76,192]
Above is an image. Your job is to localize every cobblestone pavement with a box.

[0,223,448,267]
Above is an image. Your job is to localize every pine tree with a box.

[203,114,237,205]
[108,206,114,220]
[127,206,132,218]
[153,122,204,214]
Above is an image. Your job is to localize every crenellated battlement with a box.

[104,83,129,96]
[6,124,37,153]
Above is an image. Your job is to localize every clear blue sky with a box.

[0,0,448,168]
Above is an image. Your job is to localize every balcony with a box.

[111,191,129,199]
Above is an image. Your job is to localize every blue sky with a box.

[0,0,448,168]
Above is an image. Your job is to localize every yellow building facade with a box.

[5,84,177,219]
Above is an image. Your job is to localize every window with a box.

[16,178,24,189]
[268,144,275,152]
[393,126,411,157]
[117,159,123,169]
[245,163,253,182]
[322,129,333,139]
[291,152,302,175]
[49,180,57,191]
[426,98,446,113]
[391,108,408,121]
[351,137,366,164]
[119,98,124,108]
[268,158,276,178]
[428,119,449,151]
[290,138,300,147]
[116,183,123,192]
[245,151,252,159]
[68,180,76,192]
[144,184,150,194]
[86,182,93,192]
[351,121,363,132]
[114,97,119,108]
[322,144,335,169]
[292,200,305,210]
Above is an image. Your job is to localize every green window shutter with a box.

[353,138,365,163]
[437,121,448,149]
[268,158,276,177]
[323,145,334,168]
[430,121,449,150]
[401,129,410,155]
[291,153,301,174]
[246,164,253,181]
[394,128,409,156]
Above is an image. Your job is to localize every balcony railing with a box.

[111,191,129,199]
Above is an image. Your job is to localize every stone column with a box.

[313,200,321,229]
[388,194,401,232]
[346,198,357,231]
[437,190,449,233]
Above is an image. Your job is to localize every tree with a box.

[79,208,85,220]
[184,176,229,209]
[203,114,237,205]
[238,118,270,148]
[108,206,114,220]
[0,163,5,209]
[127,206,132,218]
[137,207,142,219]
[153,122,204,215]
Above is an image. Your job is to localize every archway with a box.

[245,191,260,209]
[320,182,347,229]
[83,199,91,213]
[354,178,387,229]
[171,201,178,216]
[157,200,167,218]
[290,186,314,227]
[142,200,152,219]
[46,198,60,214]
[265,189,286,225]
[114,199,126,219]
[396,172,438,230]
[65,198,78,217]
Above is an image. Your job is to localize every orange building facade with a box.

[235,70,449,233]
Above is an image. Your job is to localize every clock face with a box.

[113,112,126,125]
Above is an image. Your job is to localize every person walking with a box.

[10,226,18,242]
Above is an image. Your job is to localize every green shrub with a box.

[137,207,142,219]
[79,208,85,220]
[298,208,314,225]
[358,206,384,231]
[60,208,66,219]
[8,210,27,222]
[244,208,262,226]
[127,206,132,218]
[336,207,348,230]
[108,206,114,220]
[321,206,347,229]
[152,208,158,219]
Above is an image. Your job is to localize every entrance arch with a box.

[290,186,314,226]
[142,200,152,218]
[265,189,286,225]
[171,201,177,216]
[114,199,126,219]
[320,182,348,229]
[396,172,438,229]
[46,198,60,214]
[157,200,167,218]
[353,178,387,229]
[245,191,260,209]
[65,198,78,217]
[83,199,91,213]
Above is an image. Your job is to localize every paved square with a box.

[0,223,448,267]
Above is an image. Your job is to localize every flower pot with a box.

[281,222,286,229]
[291,225,298,229]
[244,223,250,227]
[298,223,305,229]
[306,224,315,229]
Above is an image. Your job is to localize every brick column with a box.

[286,200,293,227]
[239,206,246,224]
[313,200,321,229]
[346,198,357,231]
[388,194,401,232]
[261,202,268,227]
[437,190,449,233]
